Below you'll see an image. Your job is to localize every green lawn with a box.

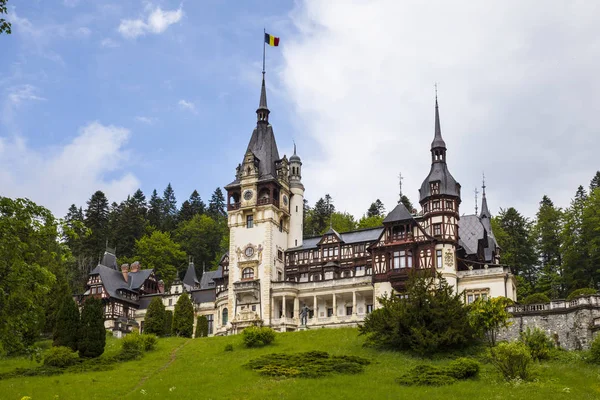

[1,328,599,400]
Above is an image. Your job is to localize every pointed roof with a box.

[257,74,268,112]
[431,95,446,150]
[290,143,301,162]
[245,124,280,180]
[383,202,413,224]
[182,262,199,288]
[480,178,491,220]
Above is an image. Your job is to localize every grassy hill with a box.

[1,328,599,399]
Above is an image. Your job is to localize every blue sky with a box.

[2,1,600,220]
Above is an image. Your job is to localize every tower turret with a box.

[288,143,304,248]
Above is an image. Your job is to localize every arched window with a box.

[242,267,254,280]
[222,308,228,325]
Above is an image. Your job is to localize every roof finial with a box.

[293,140,297,155]
[398,172,404,203]
[431,83,446,151]
[474,187,479,215]
[256,73,269,123]
[480,172,491,218]
[482,172,486,197]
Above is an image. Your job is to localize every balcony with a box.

[227,202,241,211]
[233,280,260,303]
[257,197,280,207]
[272,275,372,292]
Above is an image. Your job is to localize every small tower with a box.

[418,93,461,290]
[288,143,305,248]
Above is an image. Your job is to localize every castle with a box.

[82,74,517,337]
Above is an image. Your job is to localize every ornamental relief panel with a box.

[444,249,455,268]
[236,243,263,264]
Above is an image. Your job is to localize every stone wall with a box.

[498,295,600,350]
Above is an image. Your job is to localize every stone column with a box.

[282,295,287,319]
[271,297,276,321]
[352,291,357,319]
[294,297,300,323]
[332,293,337,322]
[313,295,317,324]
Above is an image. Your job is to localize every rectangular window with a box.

[400,250,406,268]
[246,215,254,228]
[433,224,442,236]
[327,308,334,317]
[168,299,172,306]
[296,205,298,212]
[346,306,353,316]
[407,252,413,268]
[433,201,440,210]
[207,314,214,335]
[467,294,474,304]
[436,250,443,268]
[277,250,283,261]
[313,249,319,258]
[392,251,400,269]
[366,304,373,314]
[446,200,453,210]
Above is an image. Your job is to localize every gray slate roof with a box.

[288,227,384,251]
[383,203,413,224]
[183,263,199,288]
[458,215,482,255]
[200,270,218,290]
[419,164,461,201]
[89,264,150,305]
[191,289,216,304]
[431,97,447,149]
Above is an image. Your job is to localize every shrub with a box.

[245,351,370,378]
[397,364,456,386]
[119,333,144,360]
[492,341,532,381]
[446,357,480,379]
[243,326,276,348]
[144,297,166,336]
[164,310,173,336]
[224,344,234,352]
[566,288,597,301]
[521,293,550,305]
[172,293,194,337]
[468,297,513,347]
[140,334,158,351]
[195,315,209,338]
[520,327,554,361]
[43,346,79,368]
[360,271,475,356]
[589,334,600,364]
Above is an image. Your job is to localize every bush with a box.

[446,357,480,379]
[144,297,166,336]
[589,334,600,364]
[521,293,550,305]
[359,272,475,356]
[195,315,209,338]
[224,344,234,352]
[53,294,80,351]
[120,334,144,360]
[492,341,532,381]
[243,326,276,348]
[43,346,79,368]
[566,288,597,301]
[164,310,173,336]
[78,297,106,358]
[520,327,554,361]
[245,351,370,378]
[172,293,194,338]
[140,334,158,351]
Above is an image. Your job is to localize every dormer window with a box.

[430,182,440,195]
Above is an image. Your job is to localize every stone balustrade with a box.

[507,295,600,315]
[271,275,372,291]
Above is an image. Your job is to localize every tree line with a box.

[63,184,229,291]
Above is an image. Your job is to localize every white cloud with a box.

[0,122,139,216]
[100,38,119,48]
[282,0,600,218]
[118,6,183,39]
[178,99,196,113]
[134,116,155,124]
[2,84,46,127]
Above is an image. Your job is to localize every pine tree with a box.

[195,315,209,338]
[590,171,600,192]
[131,189,147,215]
[367,199,385,217]
[400,195,414,213]
[533,196,563,298]
[172,293,194,337]
[144,297,166,336]
[189,190,206,215]
[162,183,178,232]
[78,296,106,358]
[179,200,194,222]
[84,191,110,258]
[112,196,147,258]
[148,189,163,228]
[207,188,226,219]
[561,186,589,291]
[581,187,600,289]
[53,293,80,351]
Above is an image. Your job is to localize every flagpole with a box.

[262,28,266,76]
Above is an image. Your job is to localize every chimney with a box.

[130,261,140,273]
[121,263,130,282]
[158,280,165,294]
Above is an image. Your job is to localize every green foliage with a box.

[43,346,78,368]
[119,333,157,360]
[195,315,209,338]
[224,343,234,352]
[588,334,600,364]
[242,326,276,348]
[140,334,158,351]
[397,364,456,386]
[400,195,414,212]
[83,190,110,260]
[359,272,475,356]
[172,293,194,338]
[491,341,533,381]
[533,195,564,298]
[468,297,512,347]
[162,183,178,232]
[357,215,384,229]
[522,293,550,304]
[566,288,597,301]
[329,211,357,233]
[519,327,554,361]
[304,194,335,235]
[53,294,81,351]
[133,231,186,286]
[367,199,385,217]
[207,187,227,219]
[0,0,12,35]
[144,297,166,336]
[0,197,60,355]
[164,310,173,336]
[78,297,105,358]
[446,357,480,379]
[245,351,370,378]
[175,214,227,273]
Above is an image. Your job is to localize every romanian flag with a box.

[265,32,280,46]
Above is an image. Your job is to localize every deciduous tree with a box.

[133,231,186,287]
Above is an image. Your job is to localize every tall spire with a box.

[430,87,447,164]
[256,73,270,123]
[480,172,491,218]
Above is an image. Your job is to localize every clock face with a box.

[245,246,254,257]
[283,195,288,206]
[243,190,253,201]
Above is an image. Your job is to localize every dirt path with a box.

[127,339,191,396]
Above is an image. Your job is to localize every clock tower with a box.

[223,74,304,332]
